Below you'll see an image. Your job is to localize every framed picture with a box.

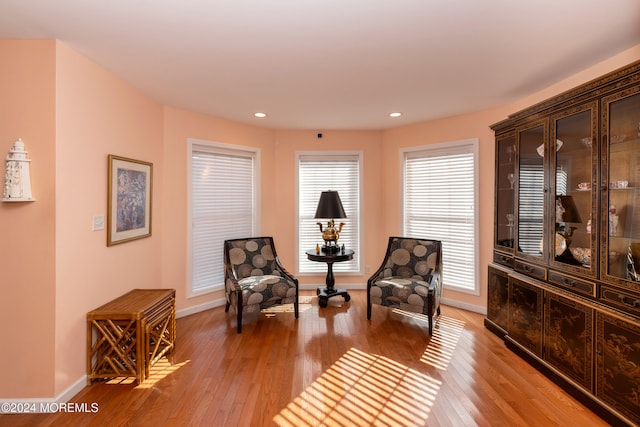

[107,155,153,246]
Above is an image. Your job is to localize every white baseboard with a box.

[1,376,89,413]
[441,297,487,315]
[176,297,226,319]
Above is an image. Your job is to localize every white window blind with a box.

[403,140,479,293]
[518,165,567,255]
[188,139,258,296]
[298,153,361,274]
[518,164,544,254]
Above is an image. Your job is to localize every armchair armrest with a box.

[428,270,441,291]
[273,256,299,286]
[223,261,242,292]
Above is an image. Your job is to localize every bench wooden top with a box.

[87,289,175,319]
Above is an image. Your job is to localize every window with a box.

[517,165,568,255]
[297,152,362,274]
[187,139,259,297]
[402,139,479,294]
[518,164,545,254]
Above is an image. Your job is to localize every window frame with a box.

[186,138,260,298]
[296,151,363,275]
[400,138,480,295]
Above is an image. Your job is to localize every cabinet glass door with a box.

[551,104,597,276]
[516,122,547,262]
[495,134,516,252]
[602,87,640,286]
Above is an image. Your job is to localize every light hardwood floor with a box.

[4,290,610,426]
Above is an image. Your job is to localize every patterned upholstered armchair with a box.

[224,237,299,333]
[367,237,443,335]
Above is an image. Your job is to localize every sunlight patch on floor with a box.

[262,296,314,316]
[103,358,189,388]
[421,315,465,370]
[274,347,441,426]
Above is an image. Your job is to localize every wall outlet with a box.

[92,215,105,231]
[366,265,371,274]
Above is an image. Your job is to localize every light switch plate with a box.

[92,215,105,231]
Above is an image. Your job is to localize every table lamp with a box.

[315,190,347,253]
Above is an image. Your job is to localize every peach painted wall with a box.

[162,106,277,311]
[53,42,165,395]
[272,130,385,287]
[0,40,57,398]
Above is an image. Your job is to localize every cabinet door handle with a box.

[596,343,603,356]
[563,278,574,287]
[618,295,640,308]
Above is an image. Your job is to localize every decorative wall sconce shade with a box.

[3,138,34,202]
[315,190,347,252]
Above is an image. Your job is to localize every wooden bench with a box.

[87,289,176,384]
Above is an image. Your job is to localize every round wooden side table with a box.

[306,248,354,307]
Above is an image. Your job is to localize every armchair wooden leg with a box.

[367,289,372,319]
[225,301,230,312]
[427,292,434,336]
[237,291,243,334]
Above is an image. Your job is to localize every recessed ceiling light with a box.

[389,112,402,118]
[254,112,267,118]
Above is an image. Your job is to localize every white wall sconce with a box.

[3,138,34,202]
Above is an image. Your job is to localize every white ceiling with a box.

[1,0,639,130]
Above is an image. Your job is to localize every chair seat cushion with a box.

[238,275,297,310]
[370,276,433,311]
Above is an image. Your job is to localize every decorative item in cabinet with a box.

[508,276,543,358]
[543,292,593,390]
[485,264,509,336]
[595,312,640,425]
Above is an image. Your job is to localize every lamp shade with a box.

[314,190,347,219]
[556,195,582,223]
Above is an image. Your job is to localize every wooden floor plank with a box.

[2,290,611,426]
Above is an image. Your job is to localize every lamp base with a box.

[322,244,341,254]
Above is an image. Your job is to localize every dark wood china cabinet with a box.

[486,60,640,426]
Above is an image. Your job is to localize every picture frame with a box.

[107,155,153,246]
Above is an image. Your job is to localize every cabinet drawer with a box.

[514,260,546,281]
[600,286,640,317]
[548,271,596,298]
[493,251,514,268]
